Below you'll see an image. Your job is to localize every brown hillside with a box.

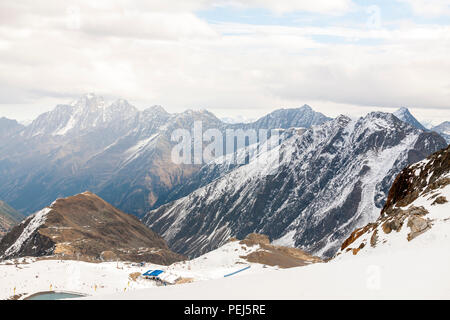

[0,192,185,264]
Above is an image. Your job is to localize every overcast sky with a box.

[0,0,449,125]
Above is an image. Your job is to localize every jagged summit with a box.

[433,121,450,133]
[69,92,105,108]
[393,107,427,131]
[395,106,409,114]
[243,105,332,130]
[144,105,168,114]
[13,94,332,139]
[0,117,23,138]
[178,108,222,121]
[335,113,352,124]
[432,121,450,143]
[4,94,438,227]
[301,104,312,110]
[25,93,139,137]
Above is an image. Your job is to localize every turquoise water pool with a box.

[26,292,85,300]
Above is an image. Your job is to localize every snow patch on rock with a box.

[2,207,51,259]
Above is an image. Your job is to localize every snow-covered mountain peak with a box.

[248,105,332,130]
[335,114,352,125]
[105,99,138,122]
[393,107,411,120]
[84,92,96,100]
[110,98,132,108]
[144,105,168,115]
[25,94,140,137]
[181,108,212,116]
[354,112,417,137]
[176,108,222,123]
[143,109,446,259]
[392,107,427,131]
[394,106,408,114]
[366,111,399,122]
[300,104,313,111]
[431,121,450,143]
[70,92,105,111]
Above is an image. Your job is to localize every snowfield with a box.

[0,259,167,299]
[0,259,157,299]
[1,214,449,300]
[83,242,450,300]
[0,240,276,300]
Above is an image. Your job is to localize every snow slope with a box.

[337,179,449,258]
[4,205,447,300]
[0,232,323,299]
[393,107,427,131]
[1,208,50,259]
[164,240,276,281]
[0,240,276,300]
[337,144,450,259]
[82,164,450,300]
[83,239,450,300]
[0,259,160,299]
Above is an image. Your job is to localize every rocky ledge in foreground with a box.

[0,192,185,264]
[338,144,450,256]
[232,233,322,268]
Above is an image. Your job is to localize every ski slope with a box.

[84,241,450,300]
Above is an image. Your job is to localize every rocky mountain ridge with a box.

[143,112,447,259]
[393,107,428,131]
[432,121,450,143]
[0,94,330,217]
[0,192,185,264]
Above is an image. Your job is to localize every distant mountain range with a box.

[0,201,24,238]
[392,107,450,144]
[0,94,330,217]
[143,112,446,258]
[431,121,450,143]
[0,117,24,138]
[0,94,448,261]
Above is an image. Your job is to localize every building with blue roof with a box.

[143,270,164,277]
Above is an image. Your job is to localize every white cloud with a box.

[0,1,449,124]
[81,12,218,40]
[398,0,450,17]
[214,0,354,14]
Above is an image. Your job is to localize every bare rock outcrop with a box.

[233,233,322,268]
[338,145,450,257]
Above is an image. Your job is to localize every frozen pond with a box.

[26,292,85,300]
